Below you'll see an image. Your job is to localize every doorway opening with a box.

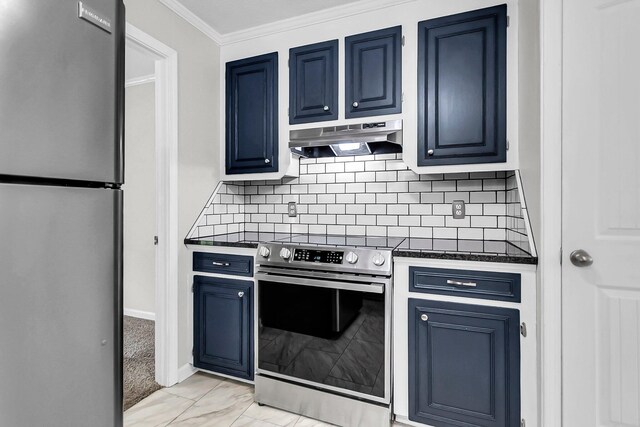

[123,24,179,411]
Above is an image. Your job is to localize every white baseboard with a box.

[124,308,156,321]
[177,363,197,383]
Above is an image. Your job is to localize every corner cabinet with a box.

[345,26,402,119]
[193,275,254,380]
[225,53,278,175]
[408,299,520,427]
[417,5,507,166]
[289,40,338,124]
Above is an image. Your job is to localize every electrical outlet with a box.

[452,200,465,219]
[288,201,297,217]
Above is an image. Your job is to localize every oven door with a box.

[255,269,391,404]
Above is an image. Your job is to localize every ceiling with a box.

[175,0,364,34]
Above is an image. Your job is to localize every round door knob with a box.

[280,247,292,260]
[427,149,434,156]
[265,158,271,164]
[259,246,270,258]
[570,249,593,267]
[372,252,385,266]
[345,252,358,264]
[352,101,359,108]
[323,105,330,111]
[421,314,429,322]
[238,291,244,298]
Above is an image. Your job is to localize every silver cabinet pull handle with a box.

[427,149,434,156]
[323,105,330,111]
[421,314,429,322]
[352,101,359,108]
[264,158,271,164]
[238,291,244,298]
[212,261,230,267]
[447,279,477,287]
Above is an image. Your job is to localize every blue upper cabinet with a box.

[225,53,278,175]
[345,26,402,119]
[417,5,507,166]
[408,299,520,427]
[289,40,338,125]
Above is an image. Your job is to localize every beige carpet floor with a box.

[123,316,162,411]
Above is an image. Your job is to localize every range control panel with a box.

[294,249,344,264]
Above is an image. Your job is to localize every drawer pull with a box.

[212,261,231,267]
[238,291,244,298]
[447,279,477,287]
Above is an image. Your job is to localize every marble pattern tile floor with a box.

[125,371,406,427]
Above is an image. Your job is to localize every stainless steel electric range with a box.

[254,234,403,427]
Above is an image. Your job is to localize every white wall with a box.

[123,82,157,316]
[124,0,221,368]
[517,0,541,245]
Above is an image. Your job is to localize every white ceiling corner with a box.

[158,0,417,45]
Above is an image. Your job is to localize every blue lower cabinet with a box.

[194,276,254,380]
[408,299,520,427]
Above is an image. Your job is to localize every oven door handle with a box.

[255,272,385,294]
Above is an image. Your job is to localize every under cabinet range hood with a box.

[289,120,402,158]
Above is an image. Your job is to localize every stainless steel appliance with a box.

[254,235,402,427]
[0,1,125,426]
[289,119,402,158]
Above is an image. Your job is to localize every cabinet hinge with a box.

[521,419,525,427]
[507,16,511,27]
[560,247,563,265]
[401,92,405,103]
[506,140,510,150]
[287,107,289,117]
[191,283,195,293]
[520,322,527,337]
[402,35,405,47]
[287,58,290,68]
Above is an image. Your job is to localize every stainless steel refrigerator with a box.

[0,1,125,426]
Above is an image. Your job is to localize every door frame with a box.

[125,24,180,387]
[540,0,563,423]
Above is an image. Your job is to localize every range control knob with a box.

[372,252,386,266]
[280,247,292,260]
[345,252,359,264]
[259,246,270,258]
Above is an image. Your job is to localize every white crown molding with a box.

[158,0,224,45]
[159,0,417,46]
[125,73,156,88]
[221,0,417,45]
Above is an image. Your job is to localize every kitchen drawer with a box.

[193,252,254,277]
[409,267,520,302]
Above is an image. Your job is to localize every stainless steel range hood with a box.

[289,120,402,158]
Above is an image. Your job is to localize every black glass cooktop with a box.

[271,234,405,250]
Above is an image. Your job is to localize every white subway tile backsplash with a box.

[191,164,531,254]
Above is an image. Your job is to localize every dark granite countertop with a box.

[184,232,293,249]
[392,238,537,264]
[185,234,537,265]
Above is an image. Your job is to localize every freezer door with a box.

[0,0,124,184]
[0,184,123,427]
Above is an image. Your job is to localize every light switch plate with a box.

[288,202,297,217]
[452,200,465,219]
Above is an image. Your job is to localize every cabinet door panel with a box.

[226,53,278,174]
[194,276,254,380]
[290,40,338,124]
[409,299,520,427]
[418,5,507,166]
[345,26,402,118]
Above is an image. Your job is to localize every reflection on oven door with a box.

[258,280,385,398]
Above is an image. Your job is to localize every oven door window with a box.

[258,280,385,398]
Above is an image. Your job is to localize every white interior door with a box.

[562,0,640,425]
